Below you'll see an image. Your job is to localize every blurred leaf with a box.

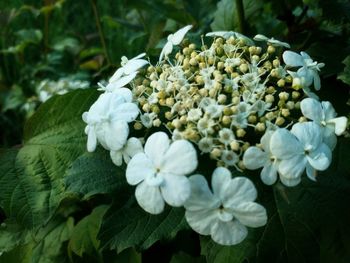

[0,89,98,228]
[0,222,31,254]
[111,248,141,263]
[2,84,26,112]
[65,150,127,199]
[338,55,350,86]
[52,37,81,54]
[98,197,188,252]
[170,251,206,263]
[68,205,108,257]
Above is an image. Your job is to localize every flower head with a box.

[184,167,267,245]
[126,132,198,214]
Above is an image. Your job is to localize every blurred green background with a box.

[1,0,349,145]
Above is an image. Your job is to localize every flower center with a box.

[217,205,234,222]
[145,172,164,187]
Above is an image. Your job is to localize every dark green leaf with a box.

[65,150,127,199]
[98,197,188,252]
[0,89,98,228]
[338,56,350,86]
[170,251,206,263]
[69,205,108,257]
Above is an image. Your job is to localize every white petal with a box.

[278,155,306,186]
[113,103,139,122]
[185,175,220,211]
[159,41,173,62]
[161,140,198,175]
[101,120,129,151]
[224,177,257,207]
[321,101,336,120]
[300,98,323,122]
[144,132,170,168]
[135,181,164,214]
[109,68,124,83]
[126,153,155,185]
[243,147,268,170]
[113,87,133,103]
[253,34,268,41]
[110,150,123,166]
[170,25,192,45]
[313,71,321,90]
[124,137,143,158]
[211,167,232,200]
[283,51,304,67]
[279,174,301,187]
[211,220,248,246]
[260,163,278,185]
[307,143,331,171]
[260,130,274,152]
[231,202,267,227]
[322,128,337,150]
[123,59,148,75]
[185,209,218,235]
[291,122,322,150]
[270,129,303,159]
[106,72,137,91]
[87,127,97,152]
[328,117,348,135]
[306,163,317,181]
[160,173,191,207]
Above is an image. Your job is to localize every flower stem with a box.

[235,0,245,33]
[90,0,111,65]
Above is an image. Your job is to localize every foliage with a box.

[1,0,350,262]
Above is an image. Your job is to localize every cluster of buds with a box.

[132,31,313,170]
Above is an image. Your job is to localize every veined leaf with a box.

[0,89,99,229]
[98,197,188,252]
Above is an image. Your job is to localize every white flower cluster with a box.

[82,25,348,246]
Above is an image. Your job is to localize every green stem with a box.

[90,0,111,65]
[235,0,245,33]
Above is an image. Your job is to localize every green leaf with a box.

[0,222,31,254]
[0,89,99,229]
[338,56,350,86]
[98,197,188,252]
[200,229,262,263]
[68,205,108,257]
[210,0,263,31]
[0,217,74,263]
[65,150,127,199]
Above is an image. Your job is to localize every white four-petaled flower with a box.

[82,88,139,152]
[126,132,198,214]
[184,167,267,246]
[283,51,324,90]
[300,98,348,150]
[270,122,332,186]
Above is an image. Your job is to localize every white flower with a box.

[243,131,279,185]
[270,122,332,186]
[198,137,214,153]
[159,25,193,62]
[218,128,235,145]
[126,132,198,214]
[253,34,290,48]
[100,53,148,92]
[110,137,143,166]
[224,58,241,68]
[184,167,267,246]
[82,88,139,152]
[187,108,203,122]
[206,31,254,45]
[300,98,348,150]
[221,150,239,167]
[283,51,324,90]
[140,112,157,128]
